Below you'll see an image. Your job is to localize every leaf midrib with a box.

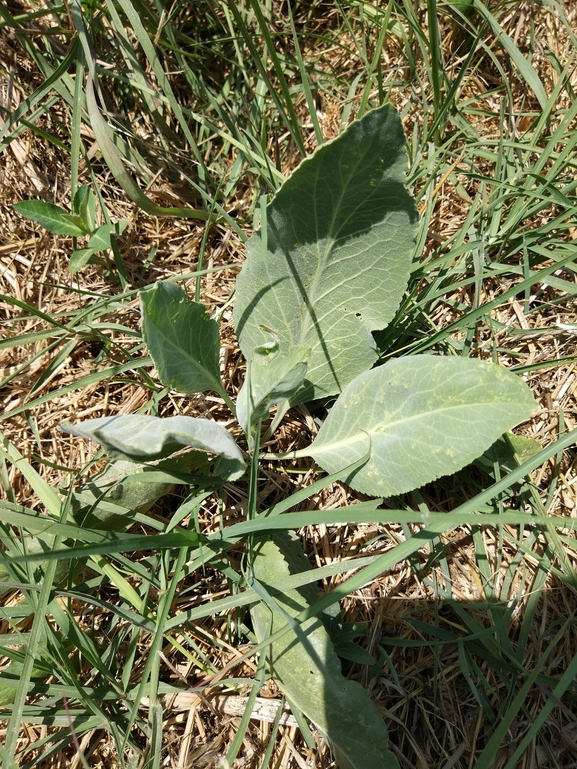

[311,398,528,455]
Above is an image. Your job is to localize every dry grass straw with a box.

[1,1,577,767]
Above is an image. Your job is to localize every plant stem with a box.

[261,449,306,460]
[217,386,237,418]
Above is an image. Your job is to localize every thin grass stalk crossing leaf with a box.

[13,504,577,569]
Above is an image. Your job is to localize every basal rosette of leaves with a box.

[57,105,537,768]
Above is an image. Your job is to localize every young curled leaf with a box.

[237,343,309,433]
[73,185,97,231]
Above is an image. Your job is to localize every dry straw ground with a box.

[1,1,577,767]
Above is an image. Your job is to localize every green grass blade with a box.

[472,0,547,110]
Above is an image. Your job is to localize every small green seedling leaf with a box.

[73,185,97,231]
[505,432,542,463]
[251,532,400,769]
[237,342,309,432]
[14,200,90,236]
[60,415,246,479]
[140,282,223,396]
[88,224,114,250]
[307,356,537,497]
[234,104,418,406]
[69,248,96,274]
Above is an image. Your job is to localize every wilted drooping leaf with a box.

[141,282,223,395]
[60,415,245,480]
[69,455,209,529]
[234,104,418,407]
[307,356,537,497]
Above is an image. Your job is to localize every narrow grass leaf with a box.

[4,535,64,762]
[473,623,572,769]
[0,358,152,422]
[472,0,547,110]
[0,37,79,148]
[0,434,63,517]
[13,506,577,568]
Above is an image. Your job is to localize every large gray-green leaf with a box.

[60,415,245,480]
[307,356,536,497]
[234,104,418,406]
[251,532,399,769]
[140,281,222,395]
